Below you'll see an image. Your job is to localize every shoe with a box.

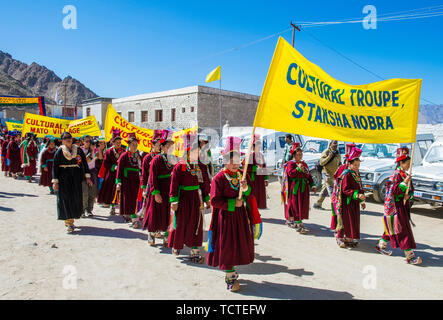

[81,213,87,218]
[172,249,180,256]
[86,211,94,217]
[336,237,346,248]
[66,225,75,233]
[147,233,155,246]
[225,272,240,292]
[375,245,392,256]
[50,190,55,195]
[313,203,322,209]
[406,256,422,265]
[109,207,116,215]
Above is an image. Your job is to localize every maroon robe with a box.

[6,140,21,174]
[207,170,255,270]
[167,162,211,250]
[338,170,364,240]
[331,163,348,230]
[1,139,9,172]
[39,147,56,187]
[247,152,268,209]
[389,171,416,250]
[97,147,124,205]
[284,160,314,221]
[116,151,141,216]
[23,140,38,177]
[143,153,173,232]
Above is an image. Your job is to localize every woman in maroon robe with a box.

[168,135,211,262]
[116,133,142,224]
[6,132,22,178]
[1,134,10,175]
[206,136,262,292]
[39,138,57,193]
[376,147,421,264]
[336,147,366,248]
[283,142,316,234]
[21,133,38,182]
[246,135,269,209]
[143,129,175,246]
[97,130,124,214]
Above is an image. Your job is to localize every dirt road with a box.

[0,174,442,299]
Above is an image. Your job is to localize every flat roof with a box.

[112,85,260,104]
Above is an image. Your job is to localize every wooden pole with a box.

[238,126,256,199]
[403,142,416,205]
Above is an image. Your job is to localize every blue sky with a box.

[0,0,442,105]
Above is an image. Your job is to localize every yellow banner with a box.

[171,125,198,157]
[6,121,23,132]
[22,113,101,138]
[104,104,154,153]
[254,37,422,143]
[0,96,39,105]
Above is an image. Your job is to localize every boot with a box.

[190,248,204,264]
[109,206,116,215]
[375,239,392,255]
[225,271,240,292]
[147,232,155,246]
[405,250,422,265]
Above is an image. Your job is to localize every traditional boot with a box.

[65,219,75,233]
[162,232,169,247]
[109,206,116,215]
[405,250,422,265]
[336,236,346,248]
[297,222,309,234]
[147,232,155,246]
[225,271,240,292]
[130,215,139,228]
[190,248,204,264]
[375,239,392,255]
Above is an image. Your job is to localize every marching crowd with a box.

[0,127,422,292]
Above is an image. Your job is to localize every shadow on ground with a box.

[72,226,146,240]
[0,191,38,198]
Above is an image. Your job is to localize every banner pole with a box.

[238,126,256,199]
[403,142,416,205]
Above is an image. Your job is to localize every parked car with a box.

[359,133,435,203]
[410,141,443,206]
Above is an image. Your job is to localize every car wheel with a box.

[373,180,387,203]
[310,169,322,188]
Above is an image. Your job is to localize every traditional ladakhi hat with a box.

[289,142,302,155]
[159,129,174,144]
[395,147,410,163]
[111,129,122,142]
[221,136,243,156]
[347,147,363,162]
[126,132,139,144]
[152,130,163,144]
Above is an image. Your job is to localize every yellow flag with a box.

[254,37,421,143]
[205,66,221,83]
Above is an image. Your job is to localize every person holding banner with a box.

[97,130,124,214]
[39,137,57,194]
[168,134,211,262]
[52,132,92,233]
[143,129,175,246]
[335,147,366,248]
[6,131,22,179]
[115,133,142,226]
[376,147,422,265]
[20,133,38,183]
[80,135,98,218]
[245,134,269,209]
[282,142,317,234]
[206,136,261,292]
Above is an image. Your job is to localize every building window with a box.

[190,106,195,112]
[155,110,163,122]
[171,108,176,122]
[128,111,135,122]
[141,111,148,122]
[86,107,91,116]
[182,107,186,113]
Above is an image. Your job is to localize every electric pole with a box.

[290,22,301,48]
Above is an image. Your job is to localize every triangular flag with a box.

[205,66,221,83]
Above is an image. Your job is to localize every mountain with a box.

[418,104,443,124]
[0,50,98,105]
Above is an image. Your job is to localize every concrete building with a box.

[82,97,113,129]
[102,86,259,135]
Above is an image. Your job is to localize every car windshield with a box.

[424,145,443,163]
[302,140,328,153]
[361,143,404,159]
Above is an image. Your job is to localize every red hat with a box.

[347,147,362,162]
[159,129,174,144]
[221,136,243,156]
[111,129,122,142]
[289,142,301,155]
[396,147,410,163]
[345,143,356,158]
[152,130,162,144]
[126,132,139,144]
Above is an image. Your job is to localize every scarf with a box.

[60,144,78,160]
